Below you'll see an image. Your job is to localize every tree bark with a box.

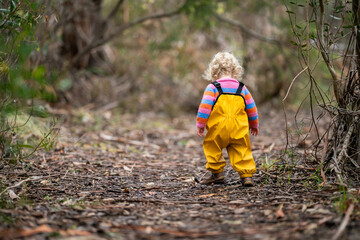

[353,0,360,165]
[60,0,104,69]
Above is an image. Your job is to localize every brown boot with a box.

[200,172,225,185]
[242,177,253,187]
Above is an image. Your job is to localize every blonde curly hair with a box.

[203,52,244,81]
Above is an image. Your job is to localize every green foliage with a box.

[181,0,217,29]
[332,187,360,214]
[0,0,55,162]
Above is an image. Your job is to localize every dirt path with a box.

[0,108,359,239]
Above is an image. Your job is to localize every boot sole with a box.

[243,181,253,187]
[200,177,225,185]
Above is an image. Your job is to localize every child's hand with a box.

[250,127,259,136]
[197,127,205,137]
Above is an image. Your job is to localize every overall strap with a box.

[211,81,223,95]
[235,82,244,95]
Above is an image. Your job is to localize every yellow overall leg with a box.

[203,139,226,173]
[227,133,256,178]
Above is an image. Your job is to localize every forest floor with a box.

[0,106,359,240]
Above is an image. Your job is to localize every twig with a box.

[99,133,161,150]
[318,0,341,101]
[337,116,357,173]
[332,203,355,240]
[282,66,309,152]
[215,13,283,45]
[106,0,124,22]
[22,128,56,159]
[0,174,60,196]
[320,130,329,183]
[261,171,309,181]
[282,67,309,102]
[72,3,185,65]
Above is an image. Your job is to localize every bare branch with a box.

[283,67,309,102]
[106,0,124,22]
[215,13,283,45]
[282,66,309,152]
[72,4,184,65]
[318,0,342,102]
[338,116,358,166]
[332,204,355,240]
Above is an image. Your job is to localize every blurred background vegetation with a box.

[1,0,338,161]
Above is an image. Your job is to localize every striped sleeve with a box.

[241,86,259,128]
[196,84,219,128]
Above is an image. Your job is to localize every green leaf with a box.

[32,65,46,82]
[309,33,316,40]
[290,40,298,46]
[0,8,10,13]
[23,0,34,9]
[335,5,345,10]
[286,10,295,14]
[10,0,16,11]
[343,25,353,29]
[330,15,341,20]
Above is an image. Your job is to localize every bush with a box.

[0,0,54,162]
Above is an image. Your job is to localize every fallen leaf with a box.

[20,225,54,237]
[306,208,332,215]
[59,229,92,237]
[9,190,19,199]
[301,204,307,212]
[276,204,285,219]
[40,180,50,185]
[229,200,246,204]
[184,177,195,183]
[123,165,131,172]
[264,209,272,216]
[234,208,246,214]
[222,219,243,225]
[197,193,216,198]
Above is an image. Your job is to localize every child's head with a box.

[203,52,244,81]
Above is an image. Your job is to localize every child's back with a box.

[196,52,259,186]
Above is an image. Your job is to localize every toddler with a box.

[196,52,259,187]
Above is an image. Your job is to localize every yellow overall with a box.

[203,83,256,178]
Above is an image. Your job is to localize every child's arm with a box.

[197,127,205,137]
[242,85,259,135]
[196,84,217,135]
[250,127,259,136]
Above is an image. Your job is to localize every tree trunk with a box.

[323,0,360,183]
[60,0,104,69]
[353,0,360,167]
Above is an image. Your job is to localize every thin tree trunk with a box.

[353,0,360,165]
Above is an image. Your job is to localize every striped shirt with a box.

[196,78,259,129]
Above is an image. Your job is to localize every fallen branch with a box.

[99,133,161,150]
[0,174,60,196]
[332,203,355,240]
[261,171,309,181]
